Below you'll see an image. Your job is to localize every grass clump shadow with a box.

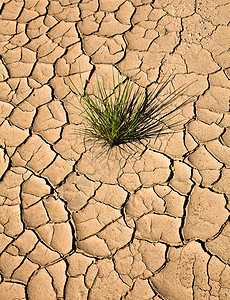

[68,71,195,154]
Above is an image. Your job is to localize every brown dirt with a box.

[0,0,230,299]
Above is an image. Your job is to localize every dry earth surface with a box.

[0,0,230,299]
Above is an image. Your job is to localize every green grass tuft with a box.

[68,72,194,151]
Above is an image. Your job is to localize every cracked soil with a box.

[0,0,230,299]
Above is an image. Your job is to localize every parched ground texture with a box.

[0,0,230,299]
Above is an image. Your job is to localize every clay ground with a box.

[0,0,230,299]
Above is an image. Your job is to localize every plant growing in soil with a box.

[68,72,194,152]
